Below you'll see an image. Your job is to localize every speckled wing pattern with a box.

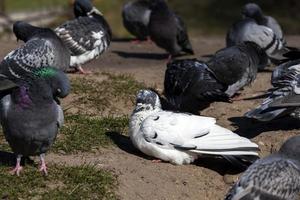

[2,39,55,78]
[225,158,300,200]
[55,16,110,56]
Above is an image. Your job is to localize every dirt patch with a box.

[1,36,300,200]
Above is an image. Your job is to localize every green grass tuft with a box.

[53,114,129,154]
[70,72,145,115]
[0,164,117,200]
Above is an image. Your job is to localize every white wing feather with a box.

[141,111,258,156]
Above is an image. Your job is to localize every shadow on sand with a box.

[229,116,300,139]
[112,50,169,60]
[107,132,251,175]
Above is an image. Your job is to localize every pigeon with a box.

[55,0,112,74]
[242,3,286,45]
[164,42,265,114]
[245,60,300,121]
[122,0,151,41]
[225,135,300,200]
[0,66,70,176]
[129,89,259,167]
[226,17,288,69]
[8,21,70,72]
[148,0,194,58]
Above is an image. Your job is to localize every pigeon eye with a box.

[57,89,62,94]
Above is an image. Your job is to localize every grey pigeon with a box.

[242,3,286,44]
[9,21,70,72]
[225,135,300,200]
[122,0,151,41]
[164,42,265,114]
[148,0,194,57]
[130,89,259,168]
[0,66,70,176]
[242,3,285,45]
[245,59,300,121]
[226,17,288,69]
[55,0,111,74]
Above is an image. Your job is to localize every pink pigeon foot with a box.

[10,155,23,176]
[151,159,162,163]
[77,66,92,74]
[39,154,48,176]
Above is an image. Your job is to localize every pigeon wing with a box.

[3,39,55,77]
[141,111,258,156]
[55,16,110,56]
[226,158,300,200]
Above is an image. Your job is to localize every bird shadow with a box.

[0,151,16,166]
[107,132,248,175]
[106,132,147,158]
[0,151,35,167]
[229,116,300,139]
[194,156,246,175]
[111,37,134,42]
[112,50,169,60]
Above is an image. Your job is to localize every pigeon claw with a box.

[10,165,23,176]
[151,159,162,163]
[39,163,48,176]
[77,66,92,74]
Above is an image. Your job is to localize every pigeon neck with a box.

[244,42,267,67]
[13,86,32,109]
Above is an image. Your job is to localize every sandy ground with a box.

[1,36,300,200]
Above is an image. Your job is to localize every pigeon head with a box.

[134,89,161,113]
[242,3,263,21]
[279,136,300,163]
[74,0,102,17]
[13,21,37,42]
[33,67,70,99]
[149,0,168,9]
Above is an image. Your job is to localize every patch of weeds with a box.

[0,129,10,152]
[70,72,146,115]
[53,114,129,154]
[0,164,117,200]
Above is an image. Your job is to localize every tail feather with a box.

[222,155,259,170]
[245,104,292,121]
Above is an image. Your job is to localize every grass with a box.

[53,114,129,154]
[70,72,146,115]
[0,130,10,152]
[5,0,67,12]
[0,164,117,200]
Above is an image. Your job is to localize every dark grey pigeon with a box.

[245,60,300,121]
[164,59,228,113]
[148,0,194,57]
[225,135,300,200]
[164,42,265,114]
[226,18,288,69]
[55,0,111,74]
[122,0,151,41]
[242,3,285,45]
[7,21,70,72]
[0,67,70,176]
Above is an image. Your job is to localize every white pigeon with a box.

[129,89,259,165]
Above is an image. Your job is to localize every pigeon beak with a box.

[88,7,102,16]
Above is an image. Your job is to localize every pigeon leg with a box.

[146,36,153,44]
[167,55,173,63]
[10,155,23,176]
[39,154,48,176]
[151,159,162,163]
[77,66,92,74]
